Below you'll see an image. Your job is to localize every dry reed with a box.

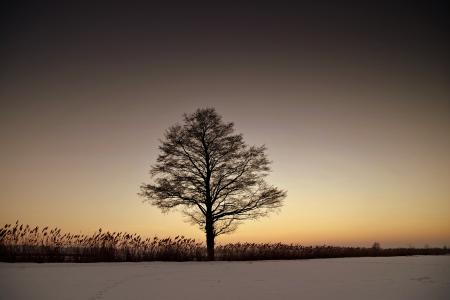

[1,221,448,262]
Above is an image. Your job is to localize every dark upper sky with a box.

[1,2,449,119]
[1,2,449,124]
[2,2,449,82]
[1,2,449,245]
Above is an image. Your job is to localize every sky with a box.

[1,2,449,247]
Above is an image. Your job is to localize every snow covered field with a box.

[1,256,449,300]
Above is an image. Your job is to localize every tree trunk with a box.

[205,217,215,260]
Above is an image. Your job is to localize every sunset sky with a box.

[1,2,449,247]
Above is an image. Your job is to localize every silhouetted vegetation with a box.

[1,222,448,262]
[0,222,203,262]
[140,108,286,260]
[216,243,449,260]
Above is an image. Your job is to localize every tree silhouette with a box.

[140,108,286,260]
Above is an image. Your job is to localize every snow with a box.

[1,256,449,300]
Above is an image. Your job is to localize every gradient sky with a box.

[1,2,449,247]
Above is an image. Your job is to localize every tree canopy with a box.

[140,108,286,259]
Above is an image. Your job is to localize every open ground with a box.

[1,255,449,300]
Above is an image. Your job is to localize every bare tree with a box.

[140,108,286,260]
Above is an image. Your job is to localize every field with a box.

[1,256,449,300]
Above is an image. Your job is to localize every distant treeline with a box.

[1,222,448,262]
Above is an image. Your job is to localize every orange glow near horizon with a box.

[1,89,449,247]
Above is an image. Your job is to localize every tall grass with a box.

[216,243,448,260]
[0,221,204,262]
[1,221,448,262]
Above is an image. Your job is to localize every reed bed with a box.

[1,222,448,262]
[216,243,448,260]
[0,221,204,262]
